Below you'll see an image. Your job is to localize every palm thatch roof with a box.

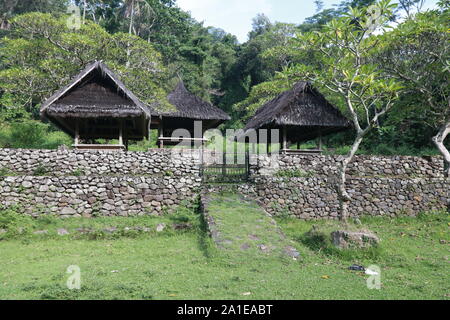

[161,82,230,121]
[244,81,351,142]
[40,60,155,119]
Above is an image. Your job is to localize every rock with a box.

[284,246,300,259]
[22,181,33,188]
[173,223,192,230]
[75,227,93,234]
[61,207,77,215]
[57,228,69,236]
[248,234,260,241]
[103,227,118,234]
[33,230,48,235]
[156,223,166,232]
[257,244,269,252]
[331,230,379,249]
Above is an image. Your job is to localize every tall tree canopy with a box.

[0,13,169,121]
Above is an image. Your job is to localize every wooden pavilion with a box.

[40,61,159,150]
[156,81,231,148]
[243,81,351,154]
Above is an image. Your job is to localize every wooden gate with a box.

[201,151,250,183]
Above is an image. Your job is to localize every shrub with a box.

[0,120,72,149]
[0,209,35,239]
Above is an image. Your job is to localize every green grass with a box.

[202,193,298,258]
[0,205,448,300]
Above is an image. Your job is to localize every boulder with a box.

[331,230,379,249]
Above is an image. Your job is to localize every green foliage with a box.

[0,167,16,176]
[70,168,85,177]
[275,169,315,178]
[0,0,448,156]
[0,12,170,117]
[0,209,35,239]
[0,120,71,149]
[33,163,50,176]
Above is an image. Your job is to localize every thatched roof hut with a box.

[156,82,231,147]
[243,81,350,153]
[40,61,159,150]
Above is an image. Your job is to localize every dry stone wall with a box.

[0,175,201,217]
[250,154,445,178]
[238,177,448,219]
[0,148,201,176]
[0,148,447,218]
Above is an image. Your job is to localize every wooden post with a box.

[282,126,287,153]
[221,151,227,179]
[118,119,123,146]
[158,119,164,149]
[317,130,322,150]
[147,118,152,141]
[74,119,80,146]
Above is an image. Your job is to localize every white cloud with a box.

[177,0,273,43]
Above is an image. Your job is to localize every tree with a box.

[376,7,450,176]
[0,13,169,119]
[284,0,402,221]
[248,14,272,40]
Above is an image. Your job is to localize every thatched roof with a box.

[244,81,351,133]
[161,82,231,121]
[40,61,155,119]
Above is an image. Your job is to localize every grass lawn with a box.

[0,202,448,300]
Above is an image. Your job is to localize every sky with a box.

[176,0,439,43]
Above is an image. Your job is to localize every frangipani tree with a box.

[376,5,450,177]
[284,0,402,222]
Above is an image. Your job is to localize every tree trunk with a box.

[337,133,365,222]
[126,0,135,68]
[129,0,135,35]
[83,0,87,24]
[432,120,450,178]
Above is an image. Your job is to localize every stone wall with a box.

[238,177,448,219]
[0,148,447,218]
[250,154,445,178]
[0,148,202,216]
[0,148,201,176]
[0,175,201,217]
